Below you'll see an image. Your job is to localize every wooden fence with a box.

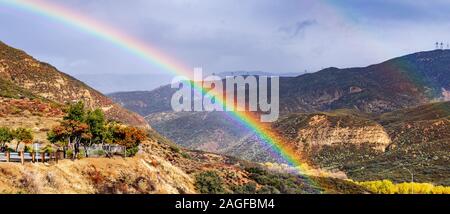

[0,151,60,164]
[0,144,127,164]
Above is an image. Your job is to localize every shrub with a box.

[355,180,450,194]
[0,127,14,147]
[244,167,312,194]
[76,150,85,159]
[181,152,191,159]
[24,146,32,153]
[170,145,180,153]
[231,182,257,194]
[125,146,139,157]
[66,149,74,159]
[195,171,226,194]
[40,145,55,153]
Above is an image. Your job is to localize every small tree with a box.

[86,109,106,144]
[111,125,146,156]
[64,101,85,122]
[0,127,14,151]
[14,128,33,151]
[48,120,90,157]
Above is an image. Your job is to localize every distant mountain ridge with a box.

[0,41,147,127]
[111,49,450,117]
[109,50,450,175]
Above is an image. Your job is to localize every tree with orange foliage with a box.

[111,125,147,156]
[14,128,33,152]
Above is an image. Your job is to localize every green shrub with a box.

[181,152,191,159]
[244,167,312,194]
[41,145,54,153]
[24,146,32,153]
[66,149,73,158]
[195,171,226,194]
[169,145,180,153]
[125,146,139,157]
[76,150,85,159]
[231,182,257,194]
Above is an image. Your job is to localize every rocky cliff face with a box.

[274,112,392,152]
[294,114,391,151]
[282,103,450,185]
[0,41,147,127]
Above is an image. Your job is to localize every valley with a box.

[110,50,450,186]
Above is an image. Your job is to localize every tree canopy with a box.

[0,127,14,147]
[48,101,146,157]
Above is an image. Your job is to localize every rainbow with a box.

[1,0,322,187]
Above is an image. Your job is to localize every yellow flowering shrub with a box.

[354,180,450,194]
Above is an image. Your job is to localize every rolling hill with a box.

[0,41,147,127]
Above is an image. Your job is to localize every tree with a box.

[86,109,106,144]
[0,127,14,150]
[111,125,147,149]
[48,101,147,158]
[14,128,33,151]
[48,119,90,157]
[64,101,85,122]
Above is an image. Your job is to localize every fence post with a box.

[55,152,58,164]
[6,151,10,162]
[41,152,45,163]
[20,151,24,165]
[32,152,35,163]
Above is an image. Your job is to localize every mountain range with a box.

[110,49,450,185]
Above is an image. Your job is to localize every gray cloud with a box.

[1,0,450,92]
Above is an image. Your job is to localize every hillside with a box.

[0,41,147,127]
[271,102,450,185]
[279,50,450,113]
[0,129,368,194]
[109,49,450,163]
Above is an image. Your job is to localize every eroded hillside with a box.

[0,41,147,127]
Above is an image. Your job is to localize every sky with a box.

[1,0,450,93]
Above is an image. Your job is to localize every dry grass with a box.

[0,152,196,194]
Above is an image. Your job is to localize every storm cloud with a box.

[1,0,450,92]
